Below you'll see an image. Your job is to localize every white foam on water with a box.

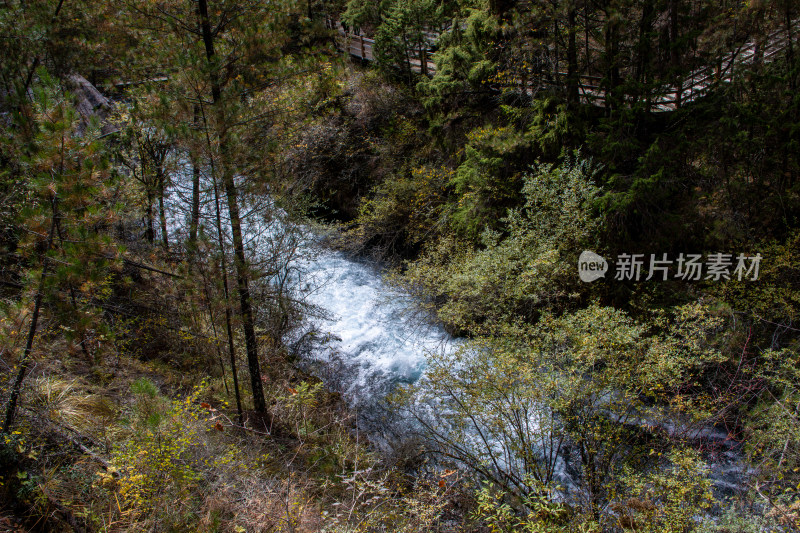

[293,237,452,396]
[161,183,746,496]
[163,178,452,399]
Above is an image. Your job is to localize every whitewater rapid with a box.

[293,235,454,399]
[164,184,746,495]
[163,173,452,403]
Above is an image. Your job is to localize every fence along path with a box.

[330,18,799,113]
[328,19,437,76]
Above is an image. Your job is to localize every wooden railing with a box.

[327,19,437,74]
[660,18,800,111]
[329,18,798,113]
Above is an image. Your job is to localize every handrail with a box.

[329,17,799,113]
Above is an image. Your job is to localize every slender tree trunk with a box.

[219,142,267,416]
[670,0,681,108]
[609,23,619,92]
[752,5,765,70]
[213,177,244,425]
[2,195,57,434]
[402,33,413,82]
[188,161,201,246]
[55,216,92,362]
[197,0,268,420]
[188,106,201,248]
[197,258,230,396]
[586,445,601,520]
[554,16,561,86]
[669,0,679,68]
[145,189,155,244]
[603,12,620,111]
[567,1,579,107]
[786,5,795,90]
[158,170,169,251]
[585,8,591,76]
[635,0,655,111]
[198,102,244,425]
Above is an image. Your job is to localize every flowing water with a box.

[162,175,452,404]
[165,188,748,496]
[293,241,453,397]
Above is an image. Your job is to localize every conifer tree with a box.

[2,75,119,433]
[121,0,316,425]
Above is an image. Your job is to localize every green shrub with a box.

[403,153,601,330]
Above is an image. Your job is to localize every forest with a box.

[1,0,799,531]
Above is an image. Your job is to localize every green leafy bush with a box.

[404,153,601,329]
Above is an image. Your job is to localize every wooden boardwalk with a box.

[328,20,437,75]
[331,18,798,113]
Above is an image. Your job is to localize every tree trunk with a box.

[188,160,201,246]
[219,146,266,416]
[198,101,244,425]
[213,177,244,425]
[585,8,591,76]
[158,170,169,251]
[145,189,155,243]
[55,216,93,363]
[197,0,268,420]
[603,10,620,111]
[188,107,201,248]
[785,4,795,89]
[566,2,579,107]
[670,0,681,108]
[553,16,561,86]
[635,0,655,111]
[197,250,230,396]
[2,195,57,434]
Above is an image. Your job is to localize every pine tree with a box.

[120,0,317,427]
[2,74,120,433]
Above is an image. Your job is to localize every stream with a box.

[253,209,749,496]
[165,187,748,499]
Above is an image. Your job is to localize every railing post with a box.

[360,35,365,60]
